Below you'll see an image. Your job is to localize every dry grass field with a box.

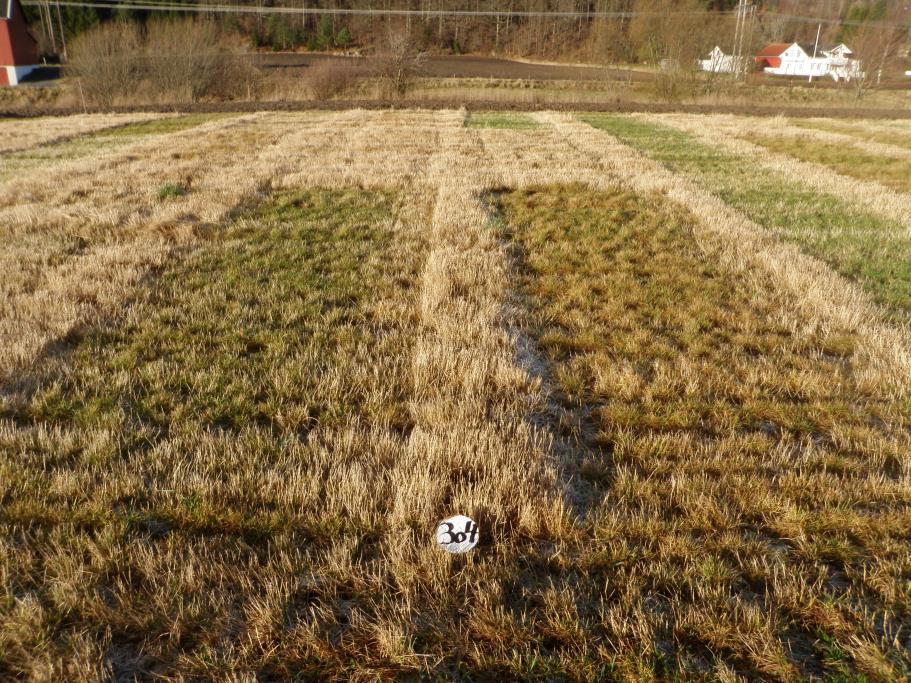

[1,109,910,681]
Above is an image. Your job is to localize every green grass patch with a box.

[8,188,411,434]
[1,187,419,534]
[745,133,911,194]
[495,183,911,680]
[157,182,190,199]
[579,114,911,322]
[465,111,540,129]
[0,185,432,678]
[99,113,230,139]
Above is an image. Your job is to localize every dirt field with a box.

[259,52,911,90]
[4,98,911,121]
[1,110,910,681]
[261,52,639,81]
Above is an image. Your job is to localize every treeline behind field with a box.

[26,0,911,64]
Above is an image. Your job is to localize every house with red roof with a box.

[755,42,862,82]
[0,0,39,85]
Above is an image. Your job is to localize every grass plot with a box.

[580,115,911,322]
[497,184,911,680]
[745,133,911,195]
[0,113,169,154]
[790,118,911,150]
[466,111,541,129]
[0,188,429,679]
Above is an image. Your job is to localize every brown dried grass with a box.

[0,109,909,680]
[0,113,166,154]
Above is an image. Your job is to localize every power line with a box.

[766,12,909,29]
[21,0,911,28]
[21,0,740,18]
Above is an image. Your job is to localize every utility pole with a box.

[809,23,821,83]
[736,1,755,80]
[41,0,56,57]
[743,2,756,78]
[732,0,746,80]
[54,0,67,63]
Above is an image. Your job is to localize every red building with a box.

[0,0,39,85]
[754,43,791,70]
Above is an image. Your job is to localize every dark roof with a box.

[798,42,833,56]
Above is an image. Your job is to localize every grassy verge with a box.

[496,184,911,680]
[789,118,911,149]
[745,133,911,194]
[0,188,428,679]
[465,111,541,129]
[580,114,911,322]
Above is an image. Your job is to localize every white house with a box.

[699,46,749,74]
[755,42,863,82]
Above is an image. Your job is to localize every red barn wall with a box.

[0,0,40,67]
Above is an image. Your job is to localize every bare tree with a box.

[628,0,724,102]
[66,21,142,107]
[848,16,908,101]
[66,19,259,106]
[373,31,427,97]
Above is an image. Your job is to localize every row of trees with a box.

[65,17,434,105]
[60,2,907,106]
[27,0,911,65]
